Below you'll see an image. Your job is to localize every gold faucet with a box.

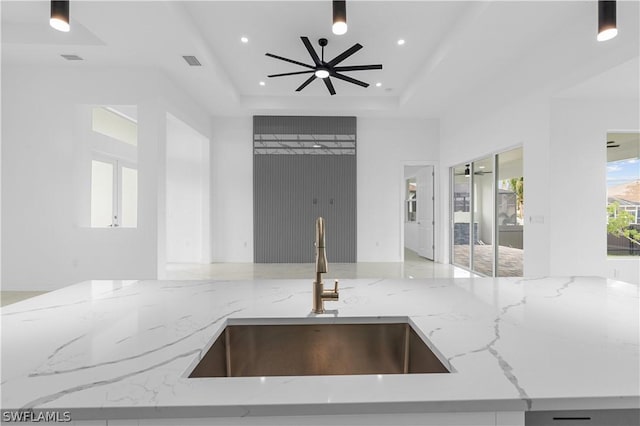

[313,217,339,313]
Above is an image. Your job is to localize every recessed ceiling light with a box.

[241,36,249,43]
[375,82,382,87]
[259,81,265,86]
[397,39,406,46]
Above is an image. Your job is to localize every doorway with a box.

[403,165,435,261]
[450,147,523,277]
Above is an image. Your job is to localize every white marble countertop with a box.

[1,277,638,420]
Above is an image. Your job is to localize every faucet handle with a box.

[333,280,339,293]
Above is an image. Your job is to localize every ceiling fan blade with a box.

[268,70,315,78]
[295,75,317,92]
[334,64,383,72]
[265,53,315,69]
[607,145,620,148]
[301,37,321,66]
[328,43,363,66]
[332,72,369,88]
[324,78,336,96]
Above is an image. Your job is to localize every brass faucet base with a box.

[312,277,339,314]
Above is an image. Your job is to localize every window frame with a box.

[91,153,138,228]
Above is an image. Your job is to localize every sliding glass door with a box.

[496,148,523,276]
[452,164,471,269]
[472,156,494,276]
[450,147,523,277]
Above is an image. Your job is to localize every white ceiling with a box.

[2,1,639,117]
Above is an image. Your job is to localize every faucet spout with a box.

[312,217,338,313]
[315,217,328,273]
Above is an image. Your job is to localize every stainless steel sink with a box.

[189,322,450,378]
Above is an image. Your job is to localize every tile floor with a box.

[164,249,474,281]
[0,250,474,307]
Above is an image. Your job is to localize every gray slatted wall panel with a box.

[254,155,313,263]
[254,116,356,135]
[311,155,357,263]
[254,116,356,263]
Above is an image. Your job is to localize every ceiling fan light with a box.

[332,0,347,35]
[315,69,330,79]
[597,0,617,41]
[50,0,70,32]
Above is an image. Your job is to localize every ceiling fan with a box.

[607,140,620,148]
[454,165,493,176]
[265,36,382,96]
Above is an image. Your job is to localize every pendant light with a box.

[597,0,617,41]
[332,1,347,35]
[50,0,70,32]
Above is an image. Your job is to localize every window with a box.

[606,132,640,256]
[92,107,137,146]
[91,157,138,228]
[88,106,138,228]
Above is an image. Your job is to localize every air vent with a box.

[61,54,83,61]
[182,55,202,66]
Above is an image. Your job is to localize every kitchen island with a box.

[1,277,638,425]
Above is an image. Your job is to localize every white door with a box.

[416,166,434,260]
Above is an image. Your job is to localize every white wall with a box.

[549,99,640,283]
[165,114,209,263]
[1,66,210,290]
[358,118,439,262]
[209,117,439,263]
[439,95,552,275]
[439,94,639,284]
[210,117,254,262]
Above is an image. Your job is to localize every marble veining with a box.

[1,277,638,421]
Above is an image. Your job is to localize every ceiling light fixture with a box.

[397,39,406,46]
[332,0,348,35]
[266,36,383,96]
[50,0,70,32]
[241,36,249,43]
[315,68,330,79]
[259,81,266,86]
[375,82,382,87]
[597,0,618,41]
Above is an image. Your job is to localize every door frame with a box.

[399,161,439,262]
